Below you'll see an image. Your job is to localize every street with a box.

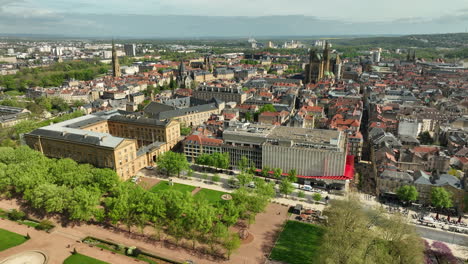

[416,225,468,246]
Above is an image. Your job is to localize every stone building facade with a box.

[24,110,179,180]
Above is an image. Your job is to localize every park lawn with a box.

[270,221,324,264]
[63,253,109,264]
[195,188,228,204]
[4,90,24,96]
[150,181,196,194]
[0,228,28,252]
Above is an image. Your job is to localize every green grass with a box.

[0,228,28,252]
[150,181,196,194]
[63,253,109,264]
[195,188,228,204]
[4,90,24,96]
[20,220,39,228]
[270,221,324,264]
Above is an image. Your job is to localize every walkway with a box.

[0,198,289,264]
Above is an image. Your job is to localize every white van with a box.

[292,183,300,189]
[302,185,312,191]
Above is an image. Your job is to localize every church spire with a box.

[112,40,121,78]
[323,41,331,74]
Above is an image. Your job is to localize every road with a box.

[416,225,468,246]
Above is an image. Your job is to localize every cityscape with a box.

[0,1,467,264]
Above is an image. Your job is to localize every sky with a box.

[1,0,468,37]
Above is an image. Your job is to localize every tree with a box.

[396,185,419,205]
[236,172,253,187]
[180,124,191,136]
[279,180,294,197]
[261,166,270,178]
[157,151,189,177]
[297,190,306,199]
[169,76,176,90]
[273,168,283,179]
[431,187,453,219]
[212,152,230,170]
[7,209,25,221]
[418,131,434,145]
[223,233,241,260]
[287,169,297,183]
[238,156,250,173]
[319,198,424,264]
[207,223,228,253]
[313,193,322,202]
[258,104,276,114]
[245,112,253,122]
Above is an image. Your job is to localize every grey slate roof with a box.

[380,170,413,182]
[109,115,169,126]
[28,127,125,148]
[415,172,462,189]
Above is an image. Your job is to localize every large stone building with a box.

[144,97,224,127]
[193,85,247,104]
[24,110,180,180]
[0,105,30,128]
[304,42,342,84]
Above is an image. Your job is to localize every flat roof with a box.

[267,126,341,145]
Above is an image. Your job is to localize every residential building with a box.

[124,44,136,57]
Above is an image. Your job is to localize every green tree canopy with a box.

[157,151,189,177]
[279,180,294,197]
[287,169,297,183]
[418,131,434,145]
[431,187,453,214]
[258,104,276,113]
[396,185,419,204]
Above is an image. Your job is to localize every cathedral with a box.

[304,42,342,84]
[176,60,193,88]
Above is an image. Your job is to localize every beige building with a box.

[144,98,224,127]
[193,71,216,83]
[24,110,179,180]
[193,85,247,104]
[0,106,30,128]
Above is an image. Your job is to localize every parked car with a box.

[302,185,312,191]
[145,166,154,170]
[292,183,300,189]
[248,181,256,188]
[292,204,303,214]
[131,176,139,183]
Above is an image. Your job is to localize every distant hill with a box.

[333,33,468,48]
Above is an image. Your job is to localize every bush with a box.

[35,220,54,231]
[313,193,322,202]
[7,209,26,221]
[212,174,221,183]
[297,191,306,199]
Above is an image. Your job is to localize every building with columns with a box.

[24,110,180,180]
